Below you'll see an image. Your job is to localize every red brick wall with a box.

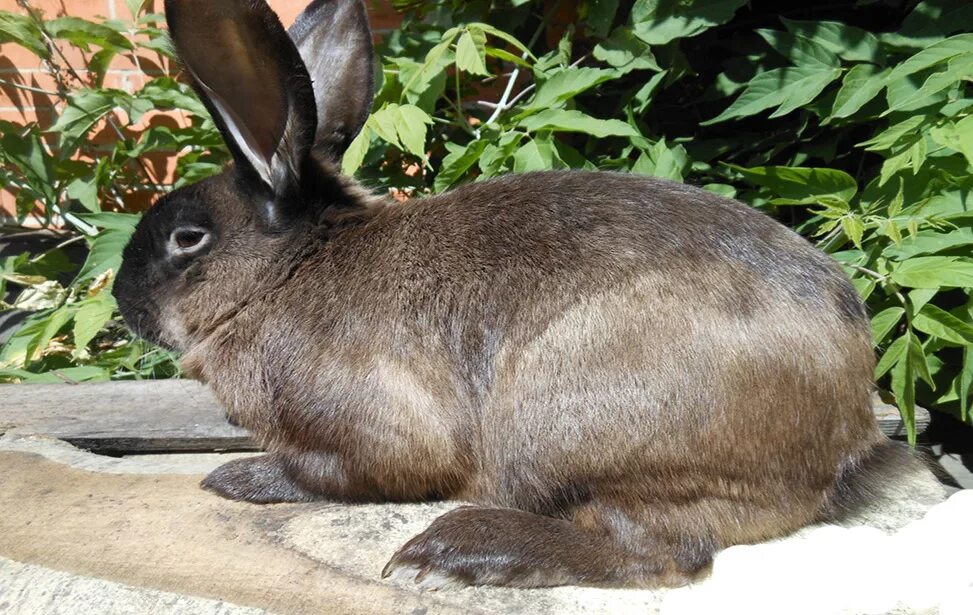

[0,0,401,222]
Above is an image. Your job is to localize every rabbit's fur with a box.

[116,0,909,589]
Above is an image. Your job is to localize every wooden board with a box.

[0,381,929,454]
[0,380,256,454]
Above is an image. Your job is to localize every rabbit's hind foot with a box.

[381,504,708,590]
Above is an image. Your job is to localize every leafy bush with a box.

[1,0,971,443]
[0,0,229,382]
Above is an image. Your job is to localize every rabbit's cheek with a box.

[158,302,193,350]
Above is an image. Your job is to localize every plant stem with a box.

[0,78,60,96]
[846,263,910,315]
[28,234,87,263]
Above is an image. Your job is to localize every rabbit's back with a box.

[360,170,866,335]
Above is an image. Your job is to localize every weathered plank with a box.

[0,381,928,454]
[0,380,256,454]
[872,395,932,440]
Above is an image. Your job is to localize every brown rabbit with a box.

[115,0,911,589]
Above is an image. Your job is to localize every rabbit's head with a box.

[115,0,375,350]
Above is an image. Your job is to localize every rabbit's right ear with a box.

[288,0,375,160]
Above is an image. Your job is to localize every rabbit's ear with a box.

[164,0,317,204]
[288,0,375,159]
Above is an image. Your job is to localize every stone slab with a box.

[0,432,970,615]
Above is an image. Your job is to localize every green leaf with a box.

[594,27,661,73]
[0,11,49,58]
[702,183,736,199]
[455,28,489,76]
[876,333,908,379]
[66,177,100,213]
[631,70,667,114]
[393,104,432,159]
[478,131,524,178]
[859,116,926,152]
[906,330,934,389]
[49,89,121,144]
[703,66,841,124]
[756,28,839,67]
[518,109,640,137]
[929,115,973,167]
[434,139,488,192]
[891,0,973,48]
[44,16,133,51]
[883,229,973,260]
[908,288,938,315]
[885,33,973,82]
[28,306,74,365]
[369,105,401,148]
[830,65,888,119]
[15,366,110,384]
[840,216,865,249]
[341,127,371,175]
[468,22,534,59]
[725,165,857,204]
[513,137,565,172]
[1,125,56,204]
[74,227,135,284]
[586,0,620,38]
[631,0,747,45]
[400,35,456,99]
[125,0,146,19]
[136,77,209,116]
[392,57,448,111]
[889,336,916,444]
[484,46,531,68]
[780,19,882,64]
[885,52,973,114]
[913,304,973,345]
[75,212,140,232]
[871,306,905,345]
[632,139,688,181]
[961,344,973,421]
[523,68,620,112]
[890,257,973,289]
[73,292,117,352]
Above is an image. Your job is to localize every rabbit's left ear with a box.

[288,0,375,160]
[165,0,317,206]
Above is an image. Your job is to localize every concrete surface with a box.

[0,432,969,615]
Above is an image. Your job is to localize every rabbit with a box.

[115,0,916,590]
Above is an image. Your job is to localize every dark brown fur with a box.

[115,0,904,589]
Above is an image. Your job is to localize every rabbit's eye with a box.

[168,227,211,255]
[175,230,205,249]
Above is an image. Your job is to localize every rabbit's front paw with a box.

[201,454,317,504]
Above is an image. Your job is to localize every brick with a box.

[265,0,402,32]
[0,42,47,71]
[119,185,163,212]
[139,150,179,184]
[367,0,402,30]
[1,188,16,220]
[269,0,304,28]
[0,105,55,125]
[0,70,62,110]
[27,0,112,21]
[2,0,408,223]
[105,52,170,75]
